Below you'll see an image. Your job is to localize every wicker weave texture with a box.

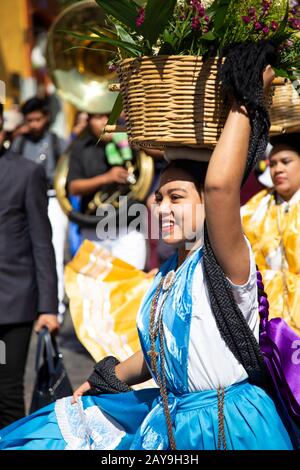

[117,55,228,149]
[270,80,300,135]
[117,56,300,148]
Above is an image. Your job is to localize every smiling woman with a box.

[242,133,300,333]
[0,50,297,449]
[154,160,208,255]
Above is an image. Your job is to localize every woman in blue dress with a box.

[0,55,294,450]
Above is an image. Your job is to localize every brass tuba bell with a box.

[47,0,154,225]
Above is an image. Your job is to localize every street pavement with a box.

[24,309,95,413]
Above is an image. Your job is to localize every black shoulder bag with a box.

[30,327,73,413]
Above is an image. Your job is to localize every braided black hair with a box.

[202,41,278,386]
[270,132,300,156]
[160,42,277,386]
[160,159,209,193]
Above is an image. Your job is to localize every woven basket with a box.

[117,55,228,149]
[270,79,300,135]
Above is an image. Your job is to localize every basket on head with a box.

[117,55,229,150]
[270,78,300,135]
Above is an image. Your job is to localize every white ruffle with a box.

[55,397,126,450]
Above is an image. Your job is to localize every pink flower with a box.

[198,5,205,17]
[262,1,271,15]
[191,16,201,31]
[291,5,299,15]
[242,16,251,24]
[190,0,205,17]
[279,39,294,51]
[248,7,257,17]
[136,7,145,28]
[262,25,270,34]
[108,63,117,73]
[290,18,300,30]
[271,20,278,31]
[190,0,199,9]
[254,21,263,30]
[286,39,294,47]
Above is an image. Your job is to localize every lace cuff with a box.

[87,356,133,395]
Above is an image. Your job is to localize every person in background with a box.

[0,102,59,428]
[11,97,68,321]
[67,111,89,258]
[242,133,300,333]
[67,113,147,270]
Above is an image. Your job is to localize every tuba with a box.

[47,0,154,226]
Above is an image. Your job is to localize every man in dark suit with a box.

[0,103,59,428]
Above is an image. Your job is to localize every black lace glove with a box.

[87,356,133,395]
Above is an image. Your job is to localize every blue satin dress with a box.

[0,248,293,450]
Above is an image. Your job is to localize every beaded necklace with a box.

[149,269,176,450]
[148,262,227,450]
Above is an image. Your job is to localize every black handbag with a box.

[30,327,73,413]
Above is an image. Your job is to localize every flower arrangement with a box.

[88,0,300,78]
[69,1,300,137]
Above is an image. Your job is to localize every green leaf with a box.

[209,0,232,35]
[108,93,123,126]
[272,1,289,41]
[63,46,116,56]
[63,29,143,56]
[274,67,290,79]
[98,93,124,143]
[201,31,216,42]
[95,0,139,31]
[114,24,137,45]
[140,0,177,47]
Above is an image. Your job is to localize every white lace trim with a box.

[55,397,126,450]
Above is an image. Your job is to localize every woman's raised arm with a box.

[204,102,251,285]
[204,66,274,285]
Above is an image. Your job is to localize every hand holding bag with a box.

[30,327,73,413]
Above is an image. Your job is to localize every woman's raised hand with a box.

[263,65,275,93]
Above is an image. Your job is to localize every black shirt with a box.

[67,131,111,213]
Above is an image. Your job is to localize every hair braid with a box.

[203,41,277,386]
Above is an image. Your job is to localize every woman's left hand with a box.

[71,381,91,404]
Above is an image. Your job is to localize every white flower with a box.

[177,0,214,7]
[201,0,215,7]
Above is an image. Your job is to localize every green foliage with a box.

[74,1,300,123]
[142,0,177,46]
[95,0,140,31]
[90,1,300,72]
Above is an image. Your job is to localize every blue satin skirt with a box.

[0,381,293,450]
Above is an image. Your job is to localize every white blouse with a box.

[188,239,259,391]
